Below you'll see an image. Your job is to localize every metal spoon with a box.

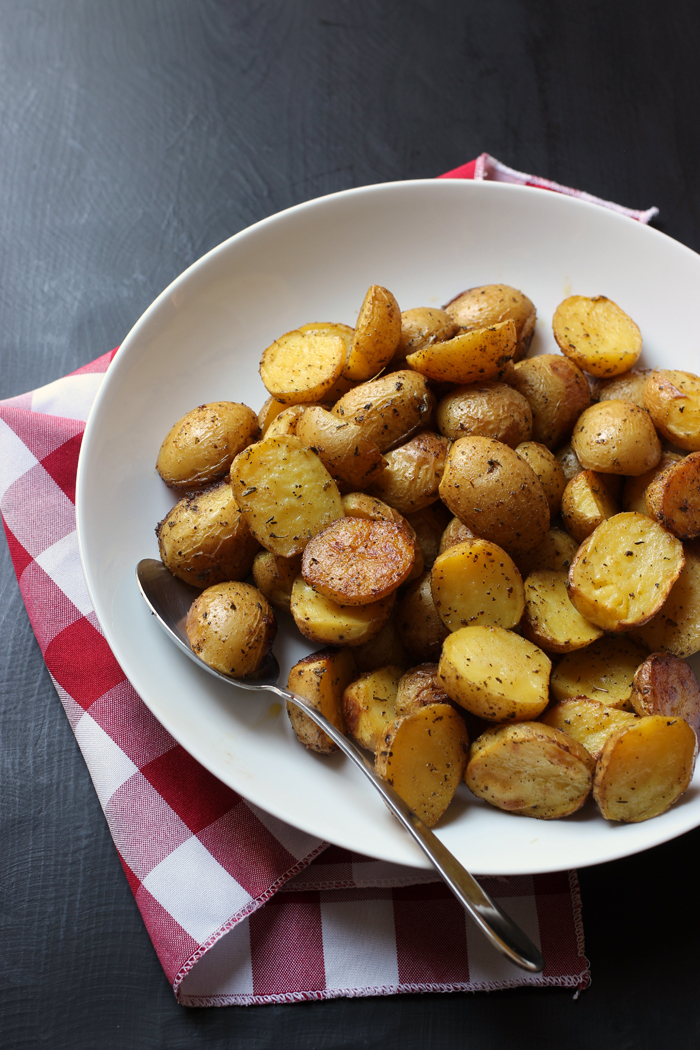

[136,558,544,973]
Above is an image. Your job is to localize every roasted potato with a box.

[352,618,407,673]
[438,625,551,722]
[262,403,307,439]
[622,451,683,515]
[290,577,395,647]
[406,321,517,385]
[156,482,259,588]
[375,704,469,826]
[550,635,649,708]
[286,648,356,755]
[394,307,459,363]
[522,569,603,653]
[258,396,287,434]
[511,355,591,450]
[552,295,642,378]
[230,435,344,558]
[260,322,351,404]
[598,368,651,408]
[295,405,386,492]
[342,664,402,752]
[541,698,638,761]
[514,442,567,517]
[567,512,685,631]
[301,516,415,604]
[436,383,533,447]
[439,436,550,559]
[344,285,402,381]
[395,663,452,716]
[430,538,525,631]
[438,516,478,554]
[571,400,661,476]
[631,652,700,737]
[515,527,580,579]
[396,571,449,662]
[157,401,260,489]
[186,581,276,677]
[332,369,435,452]
[643,370,700,450]
[593,715,697,822]
[444,284,536,361]
[645,452,700,539]
[465,722,594,819]
[556,442,583,482]
[560,469,619,543]
[368,430,449,513]
[251,550,302,612]
[634,544,700,657]
[404,503,452,569]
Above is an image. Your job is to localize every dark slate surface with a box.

[2,2,700,1047]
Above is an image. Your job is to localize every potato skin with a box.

[439,436,550,559]
[301,516,415,604]
[156,482,259,588]
[332,370,435,452]
[436,383,533,447]
[571,400,661,476]
[622,451,683,515]
[515,442,567,517]
[645,452,700,540]
[395,663,452,716]
[157,402,260,489]
[396,572,449,662]
[598,369,651,408]
[631,652,700,738]
[252,550,302,612]
[515,527,580,580]
[643,370,700,450]
[186,581,276,677]
[511,355,591,450]
[394,307,460,363]
[368,430,449,513]
[295,405,386,492]
[344,285,402,381]
[444,284,536,362]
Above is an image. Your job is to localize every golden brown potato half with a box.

[571,400,661,476]
[262,403,307,439]
[593,715,697,822]
[301,516,415,604]
[375,704,469,827]
[436,383,533,447]
[230,436,344,558]
[552,296,642,378]
[598,368,651,408]
[430,539,525,631]
[444,284,536,362]
[634,544,700,657]
[286,648,356,755]
[352,618,407,674]
[439,436,550,559]
[541,698,638,761]
[550,635,648,708]
[396,571,449,662]
[157,402,260,490]
[465,722,594,819]
[295,405,386,492]
[342,665,402,752]
[631,652,700,738]
[258,396,287,434]
[560,469,619,543]
[395,663,452,716]
[645,452,700,540]
[556,442,583,482]
[404,503,452,569]
[341,491,423,581]
[522,569,603,653]
[260,322,351,404]
[643,370,700,451]
[186,582,276,677]
[368,430,449,513]
[251,550,302,612]
[567,512,685,632]
[344,285,402,381]
[157,482,259,588]
[514,442,567,517]
[406,321,516,385]
[332,369,435,452]
[438,625,551,722]
[438,516,478,554]
[394,307,460,363]
[515,527,580,579]
[622,451,683,515]
[511,355,591,450]
[290,577,395,647]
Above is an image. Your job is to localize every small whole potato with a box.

[571,400,661,476]
[186,581,276,677]
[156,402,260,489]
[444,284,536,361]
[515,441,567,516]
[436,383,533,447]
[511,355,591,450]
[332,370,435,452]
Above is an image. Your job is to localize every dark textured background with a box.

[2,2,700,1047]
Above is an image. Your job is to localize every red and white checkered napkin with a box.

[1,154,655,1005]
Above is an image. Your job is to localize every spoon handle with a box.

[276,686,544,973]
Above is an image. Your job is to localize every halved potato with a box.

[438,625,551,722]
[368,430,449,513]
[295,405,386,492]
[511,355,591,450]
[643,370,700,450]
[251,550,302,612]
[645,452,700,539]
[515,527,580,579]
[332,369,435,452]
[444,284,536,361]
[406,321,517,384]
[396,571,449,662]
[230,435,344,558]
[542,698,638,760]
[514,442,567,516]
[465,722,594,819]
[375,704,469,826]
[436,383,533,447]
[553,295,642,377]
[550,635,649,708]
[622,451,683,515]
[631,652,700,737]
[560,469,619,543]
[394,307,459,363]
[593,715,697,822]
[258,396,287,434]
[567,512,685,631]
[571,400,661,476]
[157,401,260,490]
[301,516,415,604]
[522,569,603,653]
[287,648,356,755]
[260,322,351,404]
[438,516,478,554]
[186,581,276,677]
[342,664,402,752]
[290,577,395,647]
[344,285,402,381]
[634,544,700,657]
[262,403,307,439]
[430,539,525,631]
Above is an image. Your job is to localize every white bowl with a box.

[77,178,700,874]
